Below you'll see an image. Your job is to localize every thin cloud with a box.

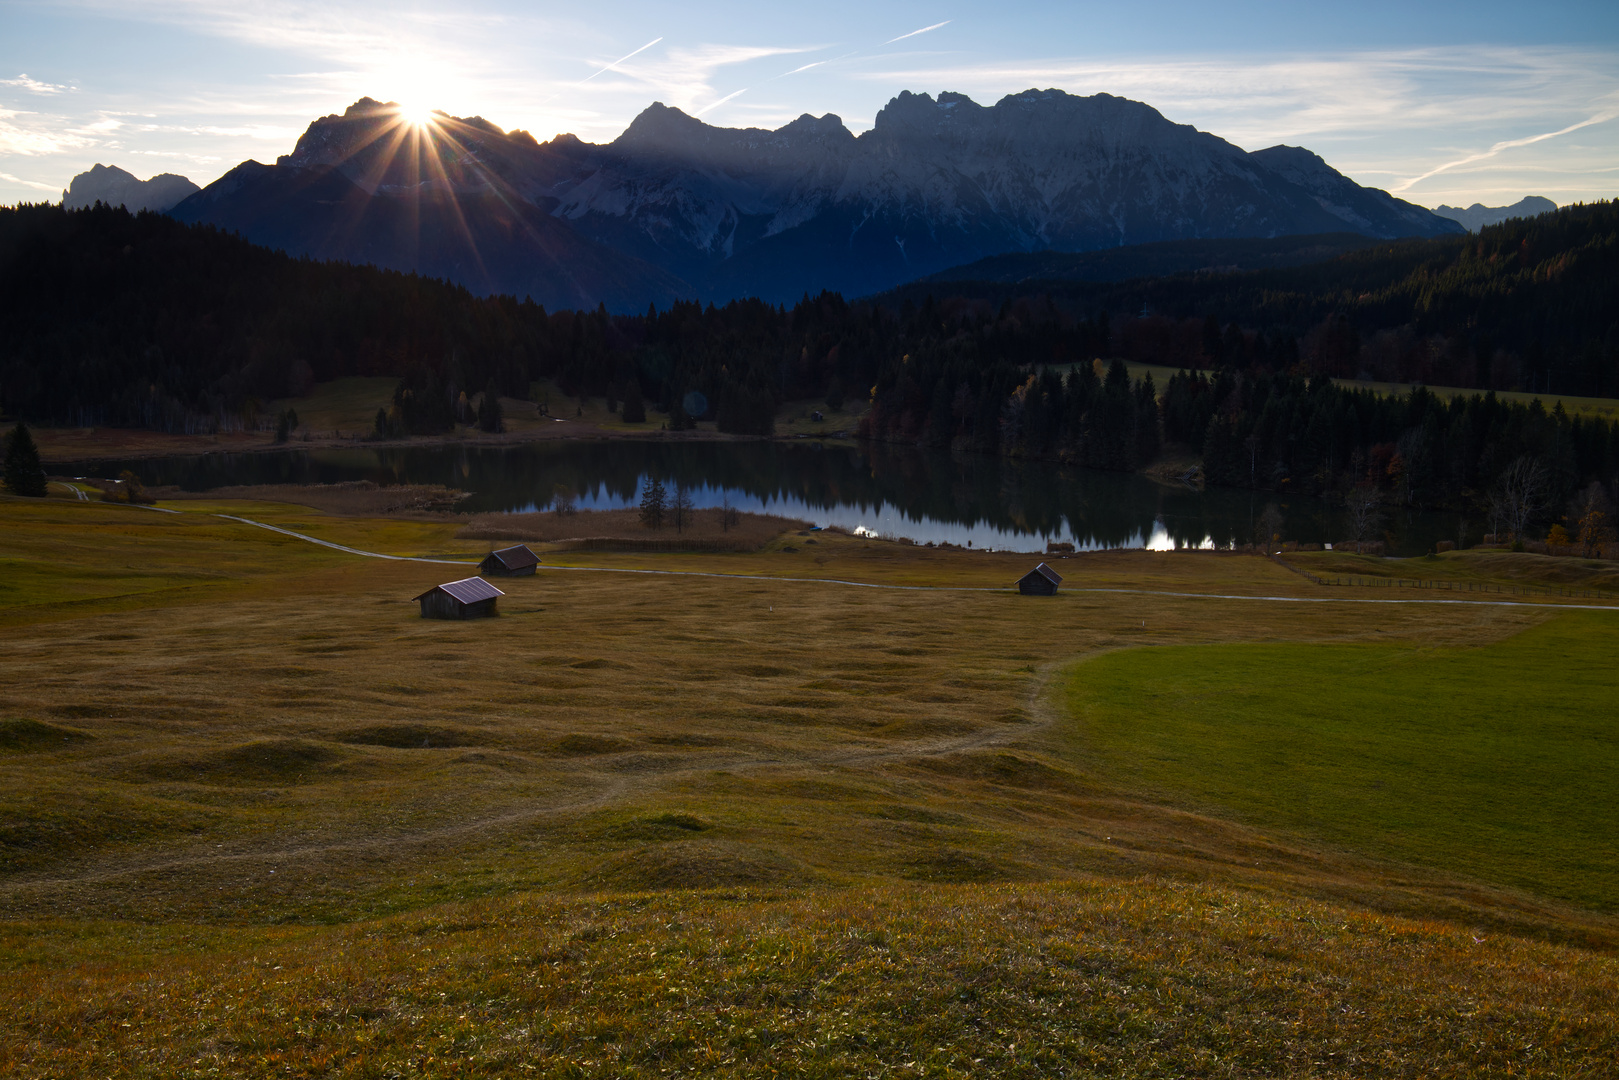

[0,116,97,156]
[0,170,62,191]
[882,21,951,47]
[1,74,74,94]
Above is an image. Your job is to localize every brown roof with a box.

[485,544,539,570]
[414,577,505,604]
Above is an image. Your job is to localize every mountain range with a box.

[1432,196,1559,232]
[103,90,1471,308]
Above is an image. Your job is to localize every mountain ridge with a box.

[62,163,198,213]
[1433,196,1558,232]
[163,88,1462,308]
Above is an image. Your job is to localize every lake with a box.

[61,438,1464,555]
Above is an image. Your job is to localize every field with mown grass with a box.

[3,488,1618,1077]
[1063,616,1619,911]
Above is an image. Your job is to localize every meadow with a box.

[1063,618,1619,910]
[3,489,1618,1076]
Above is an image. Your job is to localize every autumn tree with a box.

[1569,481,1616,556]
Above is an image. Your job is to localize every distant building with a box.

[1016,563,1063,596]
[479,544,539,577]
[413,577,504,619]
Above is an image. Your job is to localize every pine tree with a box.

[638,477,666,529]
[3,422,48,497]
[621,380,647,423]
[478,378,504,433]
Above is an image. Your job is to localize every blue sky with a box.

[2,0,1616,209]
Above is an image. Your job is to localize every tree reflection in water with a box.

[66,439,1461,555]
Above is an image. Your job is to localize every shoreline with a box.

[30,417,857,466]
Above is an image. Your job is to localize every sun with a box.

[395,100,438,128]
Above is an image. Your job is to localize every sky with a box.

[2,0,1617,210]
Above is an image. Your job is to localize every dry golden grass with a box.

[3,491,1619,1076]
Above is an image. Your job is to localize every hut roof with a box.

[414,577,505,604]
[485,544,539,570]
[1023,563,1063,585]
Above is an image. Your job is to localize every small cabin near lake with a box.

[1016,563,1063,596]
[479,544,539,577]
[414,577,504,619]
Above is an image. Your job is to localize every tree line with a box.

[884,200,1619,399]
[2,200,1616,535]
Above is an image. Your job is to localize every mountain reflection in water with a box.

[63,439,1462,556]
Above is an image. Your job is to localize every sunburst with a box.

[395,101,438,128]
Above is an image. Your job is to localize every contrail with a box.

[579,36,664,84]
[1394,109,1618,192]
[695,87,748,116]
[773,48,862,81]
[882,20,951,46]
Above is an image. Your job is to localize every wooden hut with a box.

[479,544,539,577]
[413,577,504,619]
[1016,563,1063,596]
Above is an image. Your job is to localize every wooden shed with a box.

[413,577,504,619]
[1016,562,1063,596]
[479,544,539,577]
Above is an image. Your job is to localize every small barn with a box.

[1016,563,1063,596]
[479,544,539,577]
[413,577,504,619]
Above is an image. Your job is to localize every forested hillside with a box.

[3,201,1616,528]
[890,201,1619,398]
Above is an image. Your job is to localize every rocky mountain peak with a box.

[62,163,199,212]
[613,102,709,152]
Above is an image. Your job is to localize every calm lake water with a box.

[64,439,1463,556]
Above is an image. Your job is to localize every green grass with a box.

[267,376,397,434]
[1064,611,1619,910]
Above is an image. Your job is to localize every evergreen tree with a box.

[621,380,647,423]
[478,378,504,433]
[638,476,666,529]
[3,422,47,497]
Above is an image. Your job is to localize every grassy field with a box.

[4,489,1619,1076]
[1063,616,1619,910]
